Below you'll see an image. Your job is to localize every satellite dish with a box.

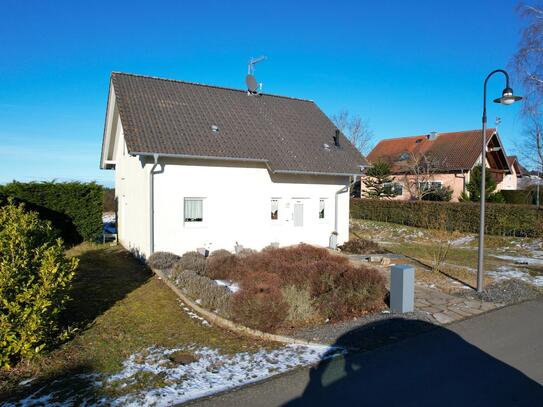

[246,74,258,93]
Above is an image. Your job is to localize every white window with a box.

[418,181,443,192]
[384,182,403,196]
[184,198,203,223]
[319,198,326,219]
[271,199,279,220]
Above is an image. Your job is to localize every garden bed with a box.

[149,244,388,334]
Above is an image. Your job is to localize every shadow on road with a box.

[285,318,543,406]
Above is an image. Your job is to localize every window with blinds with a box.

[184,198,203,222]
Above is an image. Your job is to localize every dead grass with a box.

[0,243,270,402]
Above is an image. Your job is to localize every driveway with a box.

[188,299,543,406]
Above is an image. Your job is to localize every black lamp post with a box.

[477,69,522,292]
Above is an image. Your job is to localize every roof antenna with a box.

[495,116,502,131]
[246,56,267,95]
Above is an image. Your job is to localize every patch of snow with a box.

[108,345,343,406]
[450,236,475,247]
[178,300,211,326]
[215,279,240,293]
[488,266,543,288]
[8,344,343,406]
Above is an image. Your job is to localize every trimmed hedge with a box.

[0,181,103,243]
[351,198,543,237]
[501,189,542,205]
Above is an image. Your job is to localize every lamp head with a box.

[494,87,522,105]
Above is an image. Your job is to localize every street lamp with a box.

[477,69,522,292]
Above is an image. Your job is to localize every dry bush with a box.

[231,272,288,332]
[281,285,318,325]
[175,251,206,274]
[311,265,386,319]
[237,248,257,258]
[195,244,387,331]
[173,270,232,315]
[147,251,180,270]
[424,212,460,272]
[209,249,231,259]
[338,238,383,254]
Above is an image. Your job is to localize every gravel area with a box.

[459,279,543,304]
[284,311,435,351]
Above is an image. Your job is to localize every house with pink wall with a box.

[364,129,514,201]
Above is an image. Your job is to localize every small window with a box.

[319,199,326,219]
[184,198,203,222]
[271,199,279,220]
[399,152,410,161]
[384,182,403,196]
[419,181,443,192]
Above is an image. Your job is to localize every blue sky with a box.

[0,0,528,187]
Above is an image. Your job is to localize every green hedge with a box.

[351,198,543,237]
[501,189,542,205]
[0,181,103,243]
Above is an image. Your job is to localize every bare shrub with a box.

[281,285,318,324]
[147,251,180,270]
[209,249,231,259]
[176,251,206,274]
[189,243,386,331]
[423,212,459,272]
[338,238,383,254]
[311,265,387,319]
[173,269,232,315]
[231,272,288,332]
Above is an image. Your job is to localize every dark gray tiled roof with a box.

[111,72,367,175]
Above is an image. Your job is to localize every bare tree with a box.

[331,110,374,155]
[513,3,543,174]
[399,152,450,200]
[520,117,543,174]
[513,3,543,117]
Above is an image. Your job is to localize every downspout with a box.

[332,176,353,249]
[149,154,163,255]
[455,170,466,194]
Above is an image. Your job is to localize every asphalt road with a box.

[188,299,543,407]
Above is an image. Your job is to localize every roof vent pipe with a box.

[427,131,439,140]
[333,129,341,147]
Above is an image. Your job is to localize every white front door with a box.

[293,202,304,227]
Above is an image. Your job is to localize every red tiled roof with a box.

[367,129,497,172]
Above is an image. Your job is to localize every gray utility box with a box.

[390,264,415,313]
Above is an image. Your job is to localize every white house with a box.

[100,72,367,257]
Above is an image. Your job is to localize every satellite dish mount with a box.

[246,56,266,94]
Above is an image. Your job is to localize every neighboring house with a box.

[501,155,523,191]
[365,129,513,201]
[100,72,367,257]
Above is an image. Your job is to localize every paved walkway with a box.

[415,285,498,324]
[187,300,543,407]
[347,254,500,325]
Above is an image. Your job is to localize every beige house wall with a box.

[361,172,468,202]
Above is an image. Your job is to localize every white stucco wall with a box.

[152,158,350,256]
[113,119,151,258]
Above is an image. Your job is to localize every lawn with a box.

[350,219,543,291]
[0,243,274,404]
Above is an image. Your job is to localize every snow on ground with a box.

[8,345,343,407]
[178,300,211,326]
[488,266,543,288]
[450,236,475,247]
[215,279,240,293]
